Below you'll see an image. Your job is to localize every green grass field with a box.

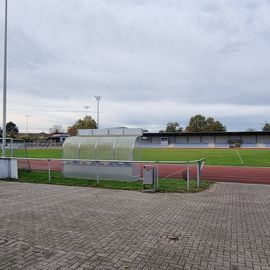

[1,147,270,167]
[141,148,270,167]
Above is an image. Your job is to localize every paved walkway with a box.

[0,182,270,270]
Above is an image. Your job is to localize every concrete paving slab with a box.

[0,181,270,269]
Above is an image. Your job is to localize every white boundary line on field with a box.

[236,150,244,165]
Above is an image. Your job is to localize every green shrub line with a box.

[1,170,213,193]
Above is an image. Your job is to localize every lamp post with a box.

[83,105,90,117]
[2,0,8,157]
[25,115,30,133]
[95,96,102,129]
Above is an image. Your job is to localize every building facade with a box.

[141,131,270,148]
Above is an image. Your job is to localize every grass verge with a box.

[5,170,213,193]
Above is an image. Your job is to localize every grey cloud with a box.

[1,0,270,131]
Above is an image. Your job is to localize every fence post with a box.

[48,159,51,183]
[187,164,190,191]
[196,161,201,188]
[155,162,159,191]
[10,138,14,157]
[96,161,100,185]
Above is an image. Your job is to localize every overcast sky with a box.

[0,0,270,133]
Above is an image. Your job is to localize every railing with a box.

[0,138,63,153]
[157,159,205,191]
[2,157,205,191]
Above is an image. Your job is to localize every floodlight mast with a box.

[25,115,30,133]
[95,96,102,129]
[2,0,8,157]
[83,105,90,117]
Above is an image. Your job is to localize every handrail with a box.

[0,156,205,165]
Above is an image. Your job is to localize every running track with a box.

[18,160,270,184]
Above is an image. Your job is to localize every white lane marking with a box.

[236,150,244,165]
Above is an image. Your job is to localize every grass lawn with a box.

[1,147,270,167]
[9,170,212,193]
[141,148,270,167]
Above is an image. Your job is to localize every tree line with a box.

[1,115,270,138]
[164,114,270,133]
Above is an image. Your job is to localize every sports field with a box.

[2,147,270,167]
[141,148,270,167]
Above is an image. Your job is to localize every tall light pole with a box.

[95,96,102,129]
[25,115,30,133]
[83,105,90,117]
[2,0,8,157]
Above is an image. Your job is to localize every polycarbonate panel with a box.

[106,128,124,135]
[77,129,93,136]
[78,137,98,159]
[63,161,140,181]
[122,128,143,136]
[97,161,140,180]
[78,128,143,136]
[96,137,114,160]
[63,137,79,159]
[113,136,136,160]
[133,137,142,161]
[63,134,142,181]
[64,135,141,161]
[93,129,109,136]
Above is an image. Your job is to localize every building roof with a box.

[143,131,270,137]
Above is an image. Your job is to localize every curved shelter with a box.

[63,128,142,181]
[63,135,139,161]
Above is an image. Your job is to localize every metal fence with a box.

[0,138,63,153]
[11,157,205,191]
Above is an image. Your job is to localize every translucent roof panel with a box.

[78,137,99,160]
[63,135,141,161]
[96,137,114,160]
[78,128,143,136]
[63,137,80,159]
[113,136,137,160]
[133,137,142,161]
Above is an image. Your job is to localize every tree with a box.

[185,115,207,132]
[246,128,256,132]
[205,117,226,132]
[6,121,19,138]
[67,125,78,136]
[68,116,97,136]
[49,125,64,134]
[165,122,183,132]
[262,122,270,131]
[186,114,226,132]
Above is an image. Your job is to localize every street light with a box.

[83,105,90,117]
[95,96,102,129]
[25,115,30,133]
[2,0,8,157]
